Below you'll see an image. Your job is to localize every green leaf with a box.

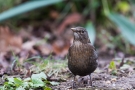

[14,78,23,86]
[0,86,4,90]
[50,81,59,86]
[16,86,25,90]
[116,1,130,13]
[23,77,31,82]
[31,72,47,88]
[31,72,47,80]
[7,78,14,83]
[32,78,45,88]
[0,0,62,22]
[120,64,131,70]
[102,0,110,15]
[85,21,96,45]
[44,87,52,90]
[109,60,116,70]
[108,13,135,45]
[22,82,30,88]
[111,70,117,75]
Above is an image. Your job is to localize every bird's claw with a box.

[72,80,76,89]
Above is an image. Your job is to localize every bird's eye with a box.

[82,31,84,33]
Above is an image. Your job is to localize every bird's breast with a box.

[69,43,92,67]
[68,42,98,76]
[73,41,82,47]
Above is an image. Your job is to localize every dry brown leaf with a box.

[34,44,52,55]
[50,10,59,19]
[0,26,22,52]
[22,41,36,50]
[57,13,82,34]
[0,54,9,75]
[52,39,70,57]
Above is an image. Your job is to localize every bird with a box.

[67,27,98,87]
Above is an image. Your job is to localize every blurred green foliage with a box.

[85,21,96,44]
[109,60,116,70]
[0,0,62,21]
[0,0,21,12]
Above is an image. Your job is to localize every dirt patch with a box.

[53,73,135,90]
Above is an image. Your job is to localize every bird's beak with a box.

[71,28,76,32]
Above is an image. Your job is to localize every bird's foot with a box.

[72,80,76,89]
[77,77,87,87]
[78,76,93,87]
[89,74,93,86]
[87,79,92,87]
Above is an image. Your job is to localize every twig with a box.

[118,58,125,68]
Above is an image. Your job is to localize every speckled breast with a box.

[68,42,98,76]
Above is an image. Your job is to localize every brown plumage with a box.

[68,27,98,86]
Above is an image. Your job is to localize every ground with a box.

[51,57,135,90]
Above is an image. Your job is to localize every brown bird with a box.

[68,27,98,87]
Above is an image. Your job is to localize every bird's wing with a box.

[67,46,72,60]
[88,43,98,60]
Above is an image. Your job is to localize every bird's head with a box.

[71,27,90,44]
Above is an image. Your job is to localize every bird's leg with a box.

[89,74,92,86]
[72,75,76,88]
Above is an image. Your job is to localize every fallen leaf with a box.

[57,13,82,34]
[0,26,22,53]
[52,39,69,57]
[50,10,59,19]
